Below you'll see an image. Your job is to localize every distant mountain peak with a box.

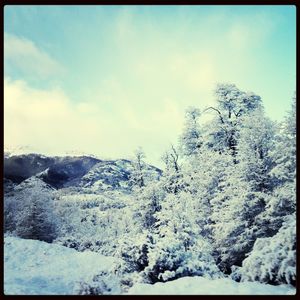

[4,153,161,193]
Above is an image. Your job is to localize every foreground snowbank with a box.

[4,236,296,295]
[128,276,296,295]
[4,236,118,295]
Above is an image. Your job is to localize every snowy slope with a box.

[80,159,161,193]
[4,237,119,295]
[4,237,296,295]
[128,276,296,295]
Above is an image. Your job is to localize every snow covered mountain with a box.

[79,159,161,193]
[4,153,57,183]
[4,153,162,192]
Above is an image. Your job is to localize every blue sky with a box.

[4,5,296,166]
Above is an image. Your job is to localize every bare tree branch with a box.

[202,107,225,124]
[170,144,179,172]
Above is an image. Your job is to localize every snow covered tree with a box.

[4,194,18,233]
[233,108,276,239]
[54,191,135,255]
[15,191,57,242]
[179,106,202,157]
[204,107,275,273]
[132,181,164,231]
[208,153,256,272]
[116,230,152,278]
[161,145,185,194]
[130,147,147,188]
[238,214,296,286]
[7,177,58,242]
[142,191,222,283]
[204,83,262,159]
[115,179,165,283]
[256,97,296,236]
[161,144,180,174]
[237,107,275,190]
[268,96,296,187]
[179,145,231,240]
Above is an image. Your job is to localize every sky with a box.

[4,5,296,167]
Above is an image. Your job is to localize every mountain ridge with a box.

[4,152,162,192]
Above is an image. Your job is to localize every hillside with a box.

[4,153,161,192]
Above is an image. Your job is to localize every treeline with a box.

[119,83,296,287]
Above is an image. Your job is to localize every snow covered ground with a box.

[4,236,119,295]
[4,236,296,295]
[128,276,296,295]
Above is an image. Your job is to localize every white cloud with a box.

[4,8,290,167]
[5,78,102,152]
[4,33,65,79]
[4,78,185,167]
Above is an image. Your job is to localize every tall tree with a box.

[203,83,262,159]
[161,144,184,194]
[130,147,147,189]
[179,106,202,157]
[256,96,296,236]
[209,104,275,273]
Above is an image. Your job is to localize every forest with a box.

[4,83,296,295]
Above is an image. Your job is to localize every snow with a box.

[4,232,296,296]
[4,236,118,295]
[128,276,296,295]
[3,94,296,296]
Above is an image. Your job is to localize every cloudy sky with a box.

[4,5,296,167]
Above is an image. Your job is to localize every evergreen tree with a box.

[15,191,57,242]
[10,177,57,242]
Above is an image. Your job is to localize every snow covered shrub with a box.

[255,180,296,238]
[116,231,151,274]
[239,215,296,286]
[142,234,222,283]
[135,190,222,284]
[230,265,242,282]
[73,271,121,295]
[54,192,133,255]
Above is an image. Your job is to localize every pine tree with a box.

[15,192,57,242]
[12,177,57,242]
